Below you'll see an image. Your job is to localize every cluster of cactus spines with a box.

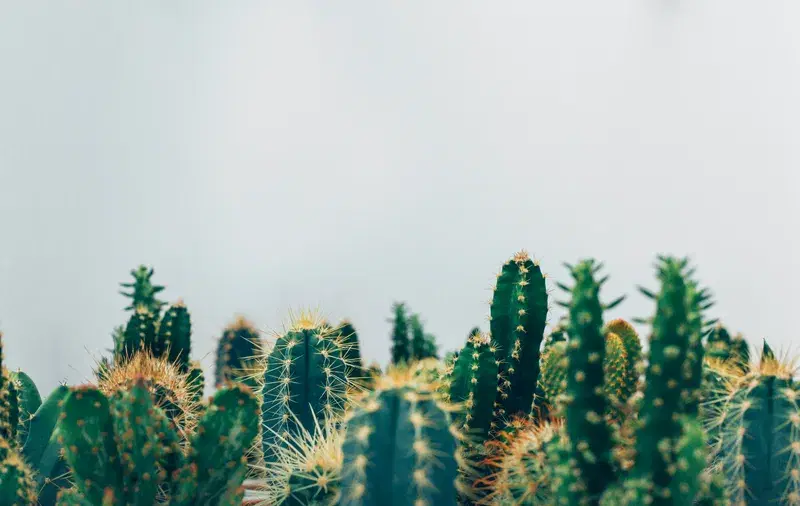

[258,412,344,506]
[96,350,199,441]
[338,369,463,506]
[260,313,352,465]
[478,419,563,505]
[335,320,364,385]
[705,341,800,506]
[119,264,167,316]
[444,330,502,440]
[555,259,625,505]
[156,300,193,372]
[490,250,549,422]
[215,315,263,390]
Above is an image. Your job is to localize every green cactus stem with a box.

[156,300,193,371]
[338,371,461,506]
[116,305,158,363]
[389,302,411,366]
[9,371,41,447]
[556,259,625,505]
[261,317,350,464]
[214,315,262,390]
[335,320,364,385]
[0,438,37,505]
[490,250,549,422]
[445,330,501,440]
[119,265,167,316]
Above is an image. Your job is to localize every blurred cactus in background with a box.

[214,315,263,391]
[389,302,411,366]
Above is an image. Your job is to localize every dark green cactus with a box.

[335,320,364,384]
[338,374,461,506]
[706,343,800,506]
[214,315,262,390]
[0,437,37,505]
[156,300,193,372]
[603,319,642,402]
[261,321,349,464]
[490,250,549,422]
[389,302,411,366]
[0,332,18,444]
[116,305,158,362]
[22,385,72,505]
[172,384,260,506]
[706,324,732,362]
[555,259,625,505]
[728,333,750,372]
[119,264,167,316]
[9,370,41,447]
[186,361,205,404]
[445,330,501,440]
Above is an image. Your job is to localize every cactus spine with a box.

[261,315,350,464]
[338,371,461,506]
[490,250,549,422]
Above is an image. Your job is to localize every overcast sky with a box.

[1,2,798,396]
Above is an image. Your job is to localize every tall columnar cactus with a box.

[119,264,167,316]
[0,332,18,444]
[214,315,262,390]
[335,320,364,384]
[57,380,258,506]
[155,300,193,372]
[445,330,502,441]
[706,342,800,506]
[555,259,625,505]
[490,250,549,422]
[389,302,411,365]
[338,371,462,506]
[261,317,350,464]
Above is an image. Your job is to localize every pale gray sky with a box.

[1,2,798,395]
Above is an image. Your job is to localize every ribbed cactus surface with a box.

[215,316,262,389]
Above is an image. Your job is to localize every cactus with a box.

[490,250,549,422]
[0,332,18,444]
[116,305,158,363]
[9,370,41,447]
[603,319,642,401]
[119,264,167,316]
[261,314,351,464]
[728,333,750,372]
[96,350,200,441]
[0,438,37,505]
[478,420,563,505]
[172,384,260,506]
[444,330,502,440]
[389,302,411,365]
[258,413,344,506]
[156,300,193,372]
[186,361,205,404]
[22,384,72,505]
[705,342,800,506]
[214,315,262,390]
[338,370,462,506]
[706,324,732,362]
[555,259,625,505]
[335,320,364,385]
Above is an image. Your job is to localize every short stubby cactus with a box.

[215,315,262,390]
[555,259,625,505]
[479,420,563,506]
[445,330,501,440]
[155,300,193,372]
[706,344,800,506]
[261,314,352,464]
[116,305,158,363]
[490,250,549,421]
[96,350,200,441]
[338,370,462,506]
[603,319,642,400]
[335,319,364,384]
